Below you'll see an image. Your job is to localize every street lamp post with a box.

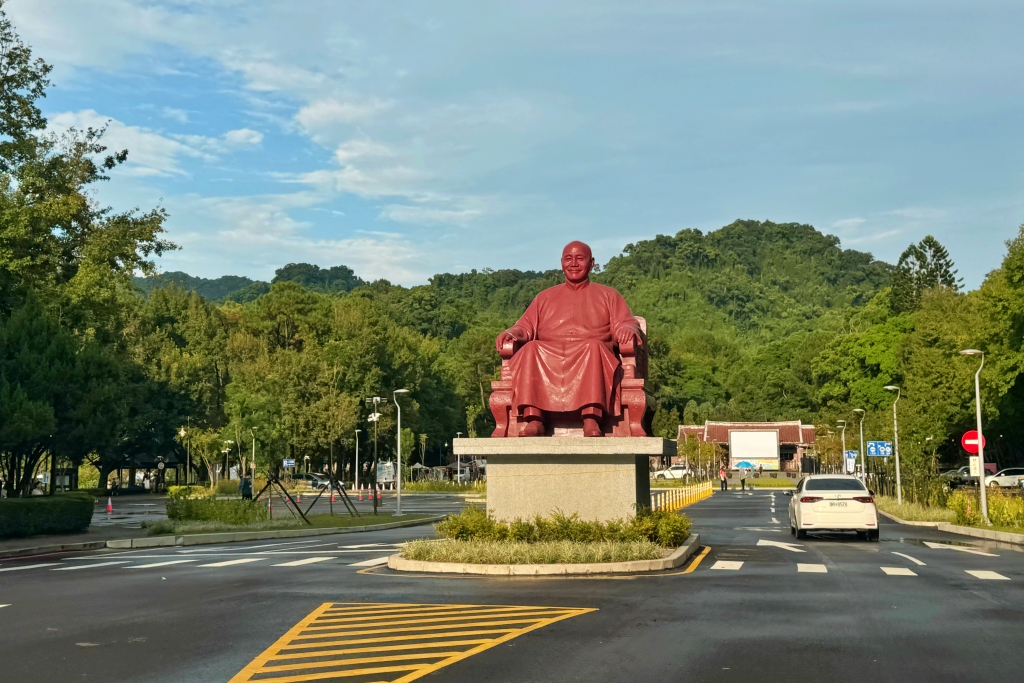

[837,420,847,474]
[392,389,409,516]
[354,429,361,492]
[884,386,903,504]
[961,350,990,524]
[365,397,382,514]
[853,409,866,480]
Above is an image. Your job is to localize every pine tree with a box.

[889,235,962,313]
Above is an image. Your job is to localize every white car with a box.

[984,468,1024,488]
[653,464,691,480]
[787,474,878,541]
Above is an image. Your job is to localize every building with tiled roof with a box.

[678,421,816,472]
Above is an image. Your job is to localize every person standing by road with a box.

[718,465,727,491]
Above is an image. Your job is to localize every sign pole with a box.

[974,355,990,524]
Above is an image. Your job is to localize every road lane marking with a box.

[771,518,780,524]
[227,602,596,683]
[923,541,998,557]
[125,560,197,569]
[272,557,334,567]
[198,558,266,568]
[349,556,392,567]
[710,561,744,570]
[881,566,917,576]
[0,604,9,609]
[797,564,827,573]
[891,552,926,566]
[966,570,1010,581]
[757,539,806,553]
[53,561,131,571]
[0,563,60,572]
[682,546,711,574]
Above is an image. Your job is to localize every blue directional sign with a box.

[282,458,296,468]
[866,441,893,457]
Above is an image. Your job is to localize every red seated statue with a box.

[490,241,653,438]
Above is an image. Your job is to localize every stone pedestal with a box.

[454,437,676,522]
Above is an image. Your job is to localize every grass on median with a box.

[735,477,796,488]
[401,538,664,564]
[143,512,433,536]
[402,480,485,493]
[874,496,956,523]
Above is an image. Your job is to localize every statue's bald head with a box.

[561,241,594,284]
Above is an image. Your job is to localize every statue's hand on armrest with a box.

[615,327,641,350]
[495,327,528,355]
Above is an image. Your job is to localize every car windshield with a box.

[805,478,867,492]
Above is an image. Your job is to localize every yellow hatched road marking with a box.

[229,602,596,683]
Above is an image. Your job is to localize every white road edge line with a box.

[891,552,926,566]
[53,561,131,571]
[349,556,392,567]
[272,557,334,567]
[923,541,998,557]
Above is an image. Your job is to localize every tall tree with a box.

[890,235,962,314]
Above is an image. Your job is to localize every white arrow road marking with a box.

[198,558,266,568]
[891,552,926,566]
[966,570,1010,580]
[710,561,744,570]
[757,539,806,553]
[349,556,391,567]
[53,561,131,571]
[771,518,780,524]
[0,563,60,572]
[923,541,998,557]
[125,560,196,569]
[881,566,917,576]
[797,563,827,573]
[272,557,333,567]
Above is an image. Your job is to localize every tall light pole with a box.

[837,420,847,474]
[354,429,361,491]
[365,397,382,515]
[884,386,903,504]
[853,408,866,480]
[393,389,409,516]
[961,350,990,524]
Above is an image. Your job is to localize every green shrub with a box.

[167,485,215,500]
[433,506,690,548]
[402,480,486,493]
[949,489,1024,528]
[402,539,664,564]
[215,479,239,495]
[0,492,95,538]
[166,497,267,525]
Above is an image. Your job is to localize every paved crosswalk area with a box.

[688,490,1021,587]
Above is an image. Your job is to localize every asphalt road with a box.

[1,490,1021,682]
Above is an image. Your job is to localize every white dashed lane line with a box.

[966,570,1010,581]
[710,561,744,570]
[198,558,266,568]
[348,556,391,567]
[125,560,197,569]
[271,557,333,567]
[891,552,926,566]
[53,561,131,571]
[797,563,827,573]
[881,567,917,576]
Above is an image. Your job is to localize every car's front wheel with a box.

[656,475,665,480]
[988,481,1000,488]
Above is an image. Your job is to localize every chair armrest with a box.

[498,339,521,360]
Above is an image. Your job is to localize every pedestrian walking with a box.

[718,466,727,491]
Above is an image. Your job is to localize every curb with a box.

[879,511,1024,545]
[877,511,941,527]
[3,516,444,558]
[387,533,702,576]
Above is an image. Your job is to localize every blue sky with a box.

[11,0,1023,287]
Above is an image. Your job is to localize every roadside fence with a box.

[651,480,714,512]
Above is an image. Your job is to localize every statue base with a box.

[453,438,676,522]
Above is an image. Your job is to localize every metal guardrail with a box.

[650,480,714,512]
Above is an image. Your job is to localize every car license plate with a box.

[828,501,848,508]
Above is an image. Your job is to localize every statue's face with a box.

[561,241,594,283]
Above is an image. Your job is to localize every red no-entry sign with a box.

[961,430,986,454]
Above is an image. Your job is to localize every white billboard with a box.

[728,431,780,471]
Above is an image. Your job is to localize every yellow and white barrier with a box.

[650,480,714,512]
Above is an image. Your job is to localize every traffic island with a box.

[388,533,701,575]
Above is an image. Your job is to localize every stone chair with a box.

[488,316,655,438]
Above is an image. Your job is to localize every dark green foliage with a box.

[0,492,94,538]
[134,271,262,302]
[890,235,962,314]
[434,506,691,548]
[273,263,365,294]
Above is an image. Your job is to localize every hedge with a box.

[0,492,95,538]
[166,497,267,525]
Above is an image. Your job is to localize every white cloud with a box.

[222,128,264,148]
[295,98,393,144]
[379,204,483,226]
[161,107,189,123]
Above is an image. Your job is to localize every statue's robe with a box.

[506,279,641,416]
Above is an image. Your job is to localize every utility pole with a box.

[365,397,382,514]
[837,420,847,474]
[393,389,409,516]
[960,350,990,524]
[354,429,361,491]
[455,431,463,484]
[853,409,866,480]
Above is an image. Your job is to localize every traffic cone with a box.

[330,491,336,503]
[358,486,364,501]
[106,496,113,514]
[296,493,302,503]
[376,485,382,501]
